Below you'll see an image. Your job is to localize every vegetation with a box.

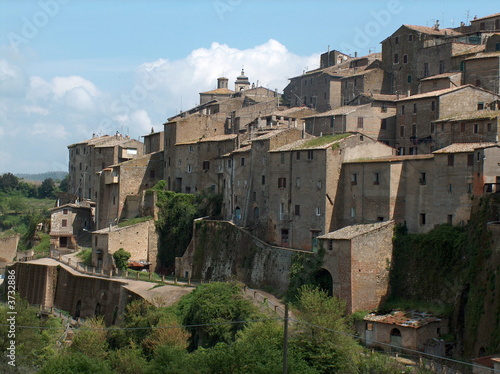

[152,181,223,273]
[77,248,93,266]
[299,133,351,149]
[113,248,131,270]
[117,215,153,228]
[4,284,428,373]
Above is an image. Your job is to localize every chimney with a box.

[354,51,358,58]
[434,20,440,30]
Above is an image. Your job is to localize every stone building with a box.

[303,100,397,146]
[265,133,394,250]
[357,310,448,352]
[91,219,158,272]
[171,134,238,194]
[463,51,500,95]
[381,24,464,96]
[469,13,500,34]
[472,354,500,374]
[419,72,463,94]
[433,110,500,148]
[49,202,94,250]
[96,151,163,230]
[143,130,164,154]
[395,85,500,155]
[283,53,386,112]
[318,220,395,313]
[67,134,143,201]
[199,77,234,105]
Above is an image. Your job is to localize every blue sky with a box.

[0,0,498,174]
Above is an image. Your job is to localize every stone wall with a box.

[176,219,313,296]
[0,235,20,263]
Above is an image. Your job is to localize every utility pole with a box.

[283,304,289,374]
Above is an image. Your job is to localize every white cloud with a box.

[1,39,318,173]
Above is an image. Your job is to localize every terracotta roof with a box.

[403,24,462,37]
[395,85,474,102]
[451,44,485,57]
[269,106,317,118]
[200,87,234,95]
[363,310,442,328]
[271,133,355,152]
[433,143,497,153]
[176,134,238,146]
[420,72,462,81]
[251,128,294,141]
[318,221,394,240]
[470,12,500,22]
[304,104,370,119]
[344,154,433,164]
[49,203,93,212]
[226,145,251,156]
[465,51,500,60]
[472,354,500,369]
[434,110,500,122]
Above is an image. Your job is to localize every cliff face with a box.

[390,195,500,358]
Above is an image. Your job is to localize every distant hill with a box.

[15,171,68,182]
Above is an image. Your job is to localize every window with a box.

[296,177,301,188]
[63,208,68,215]
[496,42,500,51]
[479,22,485,30]
[187,165,192,173]
[307,150,314,160]
[227,159,232,167]
[408,34,413,41]
[330,116,335,128]
[431,101,435,112]
[202,161,210,171]
[407,74,412,83]
[401,105,405,115]
[460,122,466,132]
[400,125,405,137]
[447,215,453,225]
[467,154,474,166]
[357,117,364,128]
[351,207,356,218]
[420,213,426,225]
[430,122,435,133]
[278,177,286,188]
[280,153,285,164]
[374,173,380,185]
[150,169,156,179]
[448,183,453,193]
[394,53,399,64]
[420,172,426,185]
[62,219,67,227]
[189,145,194,152]
[79,163,82,171]
[381,118,387,130]
[294,205,300,216]
[296,151,301,160]
[395,36,399,44]
[439,60,445,74]
[315,207,321,216]
[351,173,357,185]
[412,124,417,136]
[261,175,266,185]
[423,62,429,78]
[413,103,417,114]
[448,154,454,166]
[403,54,408,64]
[381,103,387,113]
[240,158,245,166]
[487,123,492,132]
[398,147,405,155]
[468,183,473,193]
[316,180,322,189]
[478,102,484,110]
[473,124,479,134]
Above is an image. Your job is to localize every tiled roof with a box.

[318,220,394,240]
[304,105,370,119]
[395,85,471,102]
[176,134,238,146]
[420,72,462,81]
[363,310,442,329]
[200,87,234,95]
[433,142,497,153]
[344,154,433,164]
[434,110,500,122]
[68,135,138,148]
[471,354,500,369]
[228,145,251,155]
[465,51,500,60]
[403,24,462,37]
[251,128,293,141]
[271,133,354,152]
[451,44,485,57]
[470,12,500,22]
[269,106,317,118]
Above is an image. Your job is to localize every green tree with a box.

[69,317,109,360]
[39,352,113,374]
[177,282,258,350]
[38,177,57,199]
[113,248,131,270]
[0,172,19,191]
[7,195,27,213]
[59,174,70,193]
[291,285,362,374]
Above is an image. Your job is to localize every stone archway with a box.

[312,268,333,297]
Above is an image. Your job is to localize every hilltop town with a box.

[5,11,500,372]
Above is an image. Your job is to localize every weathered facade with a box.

[49,203,94,250]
